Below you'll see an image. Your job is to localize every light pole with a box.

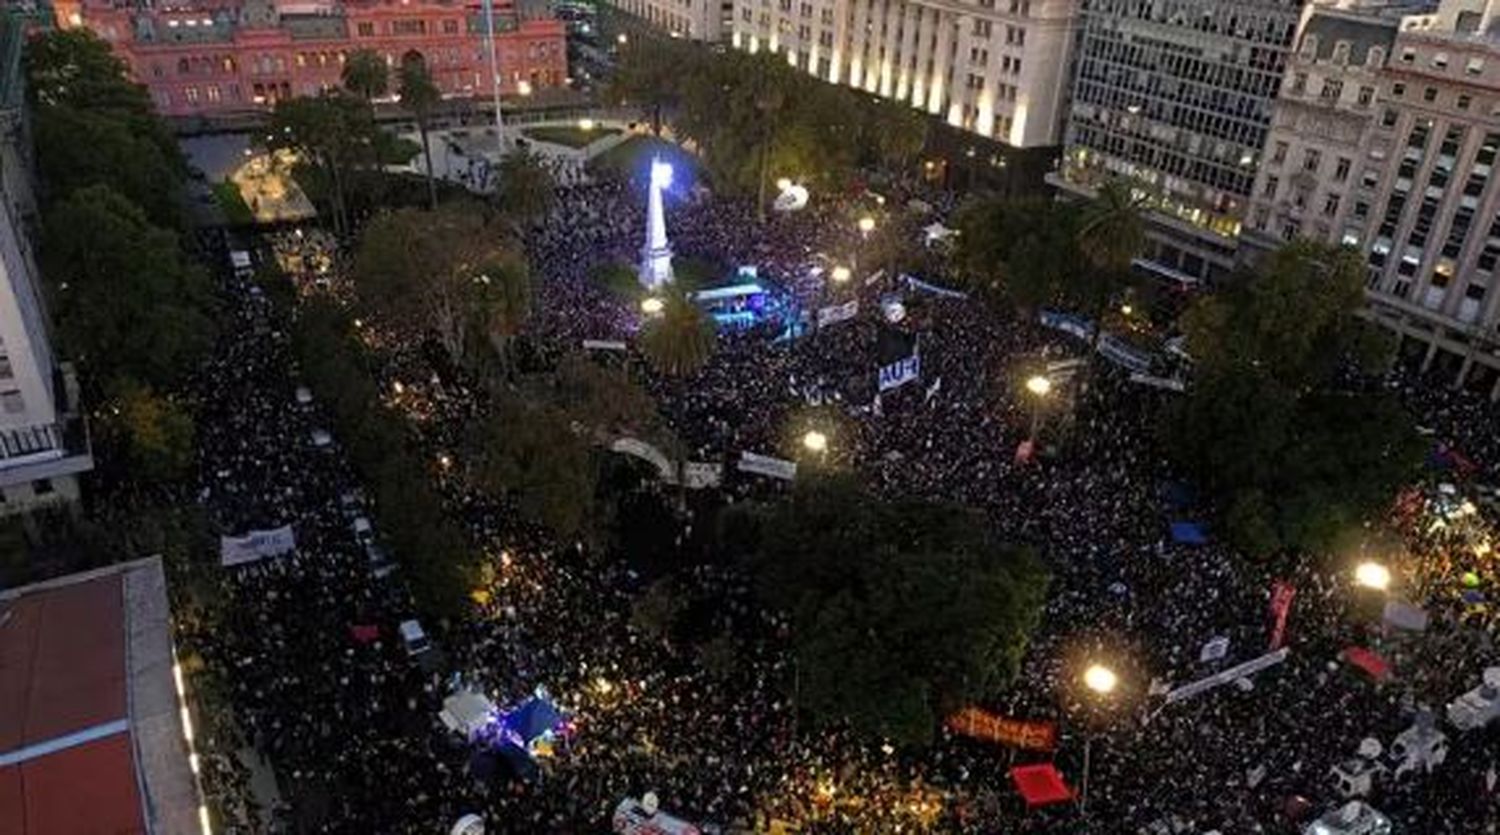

[1080,663,1117,819]
[1355,561,1391,592]
[1025,374,1051,442]
[482,0,507,155]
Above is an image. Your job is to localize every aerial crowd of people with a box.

[175,152,1500,834]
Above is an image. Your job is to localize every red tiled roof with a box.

[0,733,144,835]
[0,572,144,835]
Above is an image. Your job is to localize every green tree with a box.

[471,251,531,370]
[267,92,377,235]
[494,148,557,227]
[1076,178,1148,275]
[951,195,1085,312]
[341,49,389,102]
[397,58,442,209]
[639,290,715,377]
[41,185,214,389]
[105,379,196,483]
[1166,241,1424,556]
[472,399,597,538]
[733,476,1049,744]
[352,204,522,366]
[603,38,685,135]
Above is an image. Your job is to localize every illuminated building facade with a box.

[57,0,567,116]
[725,0,1079,149]
[1050,0,1304,281]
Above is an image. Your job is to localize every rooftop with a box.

[0,557,202,835]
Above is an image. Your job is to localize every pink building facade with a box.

[61,0,568,116]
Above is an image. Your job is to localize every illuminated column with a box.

[895,3,919,100]
[911,8,934,106]
[928,11,953,115]
[640,157,675,290]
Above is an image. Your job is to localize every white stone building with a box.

[609,0,730,40]
[726,0,1079,148]
[1246,0,1500,394]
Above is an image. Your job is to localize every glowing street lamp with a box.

[640,297,665,315]
[616,32,629,44]
[517,79,533,97]
[578,117,596,131]
[1026,375,1052,441]
[1120,303,1134,317]
[830,265,852,283]
[1080,662,1118,817]
[1026,375,1052,397]
[1355,561,1391,591]
[1083,663,1118,695]
[802,430,828,454]
[857,215,876,236]
[776,177,793,192]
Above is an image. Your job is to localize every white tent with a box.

[440,689,497,737]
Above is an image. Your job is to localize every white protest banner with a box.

[863,269,886,287]
[220,525,297,567]
[1164,648,1289,704]
[817,300,859,329]
[681,461,723,489]
[583,339,629,352]
[738,452,798,481]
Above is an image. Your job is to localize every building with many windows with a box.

[58,0,567,117]
[608,0,729,39]
[725,0,1079,148]
[1050,0,1304,281]
[1246,0,1500,394]
[0,7,92,515]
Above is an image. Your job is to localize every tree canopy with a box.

[729,476,1049,744]
[638,290,716,377]
[1166,241,1424,556]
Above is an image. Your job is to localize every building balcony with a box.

[0,413,93,488]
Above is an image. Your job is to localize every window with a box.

[443,19,458,34]
[1382,108,1398,128]
[1320,78,1343,100]
[0,356,12,380]
[0,391,22,414]
[1433,52,1448,69]
[1423,86,1438,102]
[1263,175,1278,198]
[1467,282,1488,300]
[1401,47,1415,63]
[972,19,992,37]
[1393,82,1406,97]
[1335,157,1351,182]
[357,21,374,36]
[391,19,426,35]
[1468,57,1485,75]
[1324,194,1341,217]
[1291,72,1307,94]
[1358,86,1374,106]
[1272,141,1288,164]
[1303,148,1322,173]
[1459,94,1472,110]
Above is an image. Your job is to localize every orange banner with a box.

[946,707,1057,751]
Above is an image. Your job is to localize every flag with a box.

[1268,580,1296,650]
[876,326,920,392]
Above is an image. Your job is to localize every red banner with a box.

[946,707,1057,751]
[1268,580,1296,650]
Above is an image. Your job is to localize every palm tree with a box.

[1076,178,1147,276]
[341,49,388,104]
[639,291,715,376]
[397,58,442,209]
[1075,178,1148,347]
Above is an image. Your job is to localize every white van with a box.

[399,619,431,656]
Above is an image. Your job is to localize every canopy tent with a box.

[506,696,564,745]
[1170,522,1209,545]
[441,689,499,737]
[1010,763,1073,808]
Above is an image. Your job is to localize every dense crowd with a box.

[178,160,1500,835]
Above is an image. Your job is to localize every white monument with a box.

[639,157,675,290]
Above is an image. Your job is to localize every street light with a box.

[857,215,876,236]
[640,297,664,315]
[1120,303,1134,317]
[1026,375,1052,442]
[830,265,852,283]
[1355,561,1391,591]
[517,79,533,97]
[1080,662,1117,818]
[802,430,828,454]
[776,177,793,192]
[617,32,629,44]
[578,117,596,131]
[1026,375,1052,397]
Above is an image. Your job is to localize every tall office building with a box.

[0,7,92,514]
[1051,0,1305,281]
[726,0,1080,148]
[1246,0,1500,394]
